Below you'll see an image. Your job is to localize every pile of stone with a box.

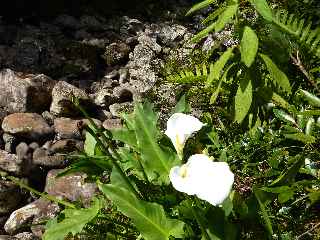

[0,12,192,238]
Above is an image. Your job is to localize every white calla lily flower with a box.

[165,113,205,156]
[169,154,234,206]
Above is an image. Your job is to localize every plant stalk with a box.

[7,176,76,209]
[188,198,211,240]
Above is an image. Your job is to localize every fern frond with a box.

[273,9,320,57]
[166,63,211,84]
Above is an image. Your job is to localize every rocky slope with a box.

[0,0,235,238]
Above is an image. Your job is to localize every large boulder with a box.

[50,81,90,117]
[0,69,55,113]
[4,199,59,235]
[45,169,97,206]
[2,113,53,141]
[0,150,26,175]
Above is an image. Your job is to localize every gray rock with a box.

[93,89,117,107]
[32,148,65,168]
[2,113,53,141]
[137,34,161,53]
[0,150,25,175]
[50,139,83,153]
[0,180,22,215]
[103,42,131,66]
[118,68,128,84]
[45,170,97,206]
[103,118,122,130]
[124,32,164,96]
[28,143,39,151]
[13,232,39,240]
[53,118,82,139]
[109,102,133,117]
[15,143,33,173]
[2,133,16,153]
[112,85,135,102]
[158,24,187,46]
[50,81,90,117]
[120,16,145,35]
[41,111,55,126]
[4,199,59,235]
[0,69,55,113]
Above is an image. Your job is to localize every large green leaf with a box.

[186,0,216,16]
[241,26,259,67]
[43,198,103,240]
[99,184,185,240]
[207,47,234,85]
[273,109,296,125]
[249,0,273,22]
[260,54,291,93]
[215,3,238,32]
[111,128,138,151]
[132,102,179,184]
[84,131,97,156]
[300,89,320,107]
[234,74,253,123]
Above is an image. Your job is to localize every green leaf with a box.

[300,89,320,107]
[273,109,296,125]
[254,188,273,236]
[261,186,295,203]
[215,4,239,32]
[234,74,253,123]
[202,6,226,25]
[283,132,316,144]
[99,184,185,240]
[84,131,97,156]
[132,102,179,184]
[249,0,273,22]
[172,94,191,114]
[308,191,320,204]
[210,63,234,104]
[260,54,291,93]
[111,128,138,151]
[191,22,216,43]
[186,0,216,16]
[241,26,259,67]
[43,198,103,240]
[270,156,305,186]
[117,147,145,180]
[207,47,234,85]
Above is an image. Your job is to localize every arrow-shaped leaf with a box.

[99,184,184,240]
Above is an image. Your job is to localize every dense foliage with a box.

[35,0,320,239]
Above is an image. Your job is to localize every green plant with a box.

[167,0,320,129]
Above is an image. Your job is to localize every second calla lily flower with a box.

[165,113,205,157]
[169,154,234,206]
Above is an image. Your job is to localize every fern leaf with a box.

[272,9,320,57]
[167,64,211,84]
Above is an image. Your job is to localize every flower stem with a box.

[188,198,211,240]
[85,126,142,199]
[6,176,76,209]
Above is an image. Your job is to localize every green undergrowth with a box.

[9,0,320,239]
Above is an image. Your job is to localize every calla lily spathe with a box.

[169,154,234,206]
[165,113,205,156]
